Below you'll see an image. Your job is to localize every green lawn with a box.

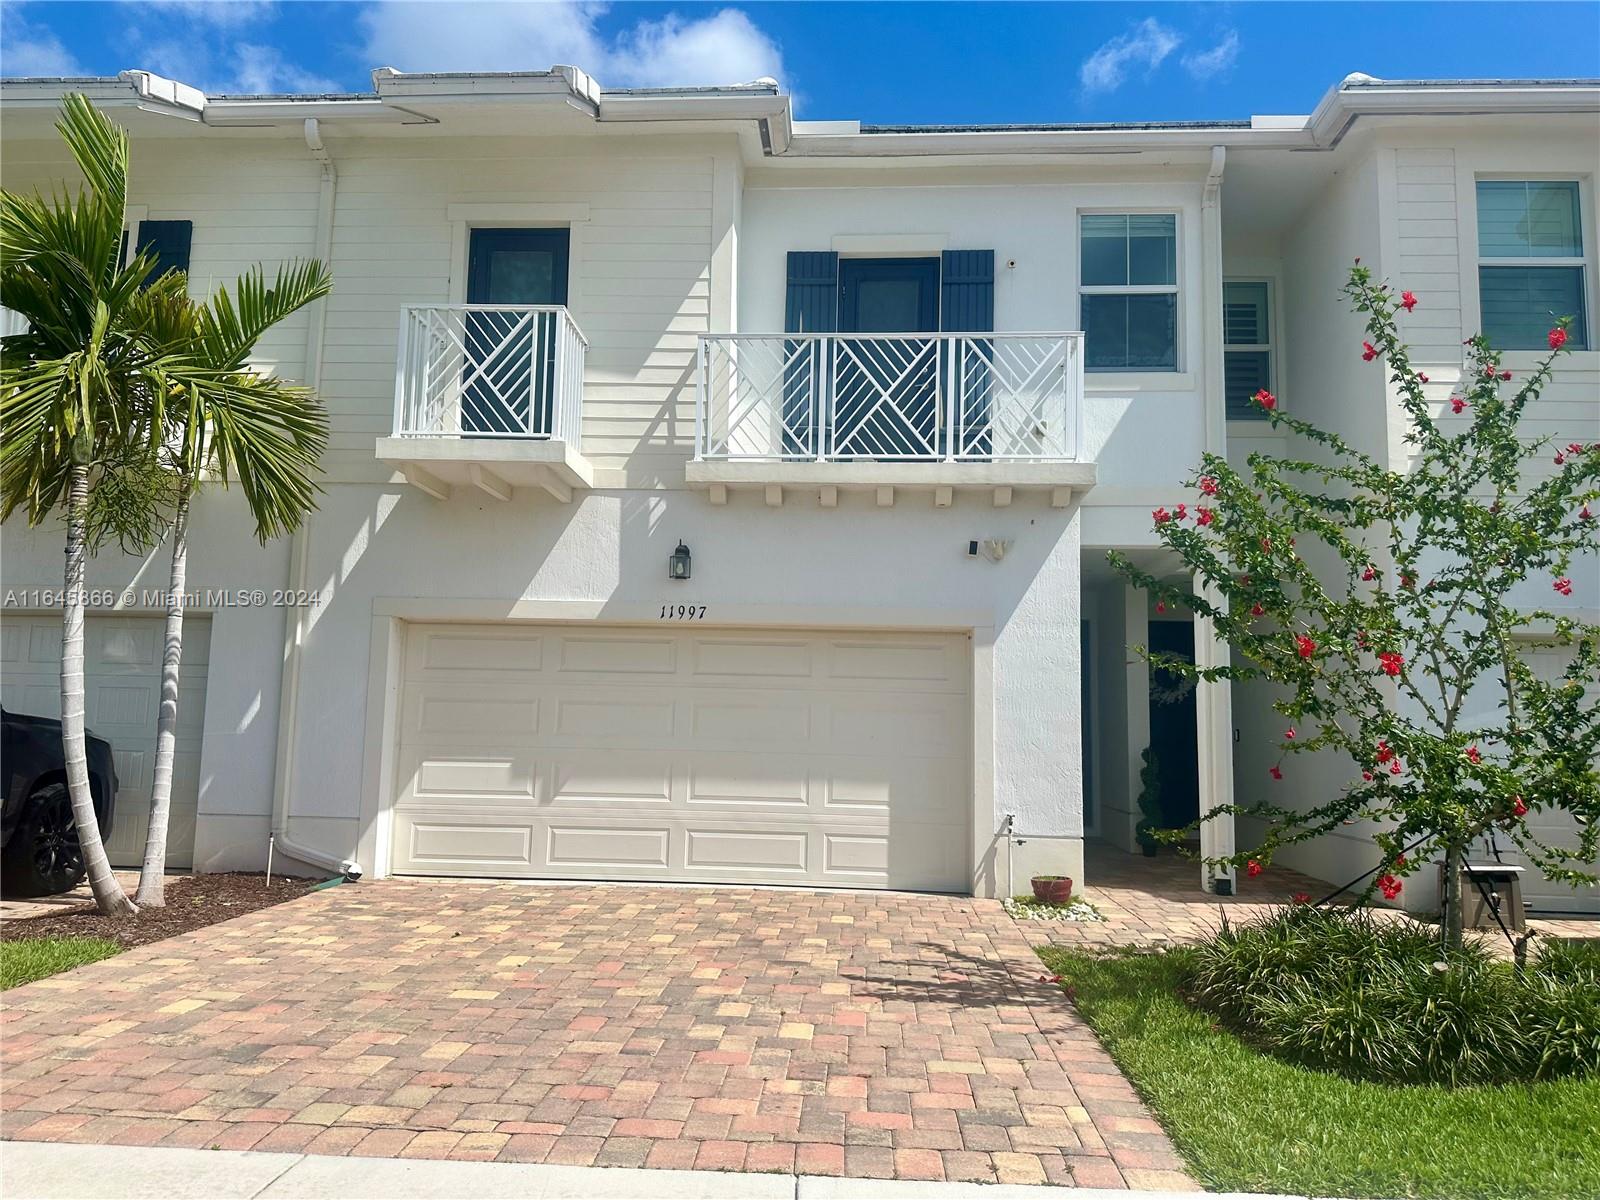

[1039,946,1600,1200]
[1,937,121,989]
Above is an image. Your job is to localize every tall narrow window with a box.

[1476,181,1589,349]
[1080,213,1178,372]
[1223,280,1273,419]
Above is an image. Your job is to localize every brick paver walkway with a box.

[0,881,1194,1190]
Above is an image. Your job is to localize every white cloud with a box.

[0,4,86,76]
[1078,17,1181,94]
[1182,31,1240,82]
[227,44,342,94]
[142,0,278,28]
[360,1,784,88]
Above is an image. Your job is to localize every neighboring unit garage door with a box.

[390,624,972,891]
[1465,649,1600,921]
[0,614,210,870]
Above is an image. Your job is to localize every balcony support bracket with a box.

[400,464,451,502]
[467,464,513,502]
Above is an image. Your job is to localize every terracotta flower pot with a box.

[1031,876,1074,904]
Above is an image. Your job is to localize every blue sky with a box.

[3,2,1598,123]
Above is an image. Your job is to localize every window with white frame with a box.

[1223,280,1273,419]
[1476,180,1589,350]
[1080,213,1179,371]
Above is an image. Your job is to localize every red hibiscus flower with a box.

[1581,505,1593,521]
[1451,397,1467,414]
[1361,342,1379,362]
[1199,476,1218,496]
[1153,506,1171,524]
[1400,573,1415,589]
[1284,728,1296,740]
[1362,566,1377,582]
[1292,892,1311,905]
[1549,327,1568,351]
[1513,796,1528,817]
[1362,771,1374,782]
[1555,451,1567,465]
[1390,760,1403,775]
[1196,506,1214,526]
[1250,603,1265,617]
[1261,536,1273,552]
[1376,740,1395,764]
[1417,372,1429,383]
[1555,577,1574,596]
[1175,503,1188,521]
[1247,860,1264,878]
[1296,635,1316,659]
[1466,745,1482,764]
[1269,766,1283,781]
[1255,389,1277,410]
[1378,874,1403,900]
[1500,369,1513,381]
[1400,291,1418,312]
[1378,651,1404,677]
[1395,854,1407,868]
[1156,601,1167,614]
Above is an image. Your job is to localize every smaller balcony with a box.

[376,304,594,502]
[688,332,1095,507]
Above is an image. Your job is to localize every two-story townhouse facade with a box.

[2,69,1595,908]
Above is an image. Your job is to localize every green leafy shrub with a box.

[1181,906,1599,1085]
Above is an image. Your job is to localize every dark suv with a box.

[1,708,118,897]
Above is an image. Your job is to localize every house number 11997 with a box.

[660,604,707,620]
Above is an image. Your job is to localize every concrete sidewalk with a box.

[1,1141,1300,1200]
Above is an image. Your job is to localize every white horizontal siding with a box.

[1394,148,1465,362]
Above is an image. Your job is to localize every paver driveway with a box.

[1,881,1194,1189]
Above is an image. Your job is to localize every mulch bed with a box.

[0,873,319,949]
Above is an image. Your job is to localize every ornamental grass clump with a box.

[1182,906,1600,1085]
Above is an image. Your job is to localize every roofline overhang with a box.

[0,68,1593,159]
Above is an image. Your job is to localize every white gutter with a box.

[1306,73,1600,147]
[266,119,360,882]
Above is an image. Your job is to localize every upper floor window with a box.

[1476,181,1588,350]
[1223,280,1273,420]
[1080,213,1178,372]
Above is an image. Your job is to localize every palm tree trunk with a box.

[62,464,136,917]
[135,484,189,908]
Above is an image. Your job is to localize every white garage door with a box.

[1,614,210,870]
[1491,647,1598,915]
[390,623,972,891]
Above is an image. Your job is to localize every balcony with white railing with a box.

[688,332,1095,507]
[375,304,595,502]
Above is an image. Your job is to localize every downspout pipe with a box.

[1194,144,1237,893]
[268,120,360,882]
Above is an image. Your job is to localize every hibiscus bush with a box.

[1181,906,1599,1085]
[1113,264,1600,947]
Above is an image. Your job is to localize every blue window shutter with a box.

[136,220,193,282]
[940,250,993,331]
[785,251,838,333]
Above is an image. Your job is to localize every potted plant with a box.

[1135,745,1163,857]
[1031,875,1074,904]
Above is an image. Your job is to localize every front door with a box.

[463,228,570,435]
[835,258,940,457]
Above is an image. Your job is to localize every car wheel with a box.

[1,782,87,898]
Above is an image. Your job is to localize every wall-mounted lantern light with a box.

[669,541,692,580]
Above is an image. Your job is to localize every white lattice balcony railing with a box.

[392,304,587,445]
[695,332,1084,463]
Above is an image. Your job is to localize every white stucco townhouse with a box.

[1,68,1595,910]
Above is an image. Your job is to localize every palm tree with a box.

[133,263,330,907]
[0,95,177,916]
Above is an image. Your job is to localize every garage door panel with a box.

[554,694,676,740]
[686,759,809,809]
[547,824,671,869]
[391,623,972,891]
[3,615,210,870]
[690,636,814,679]
[411,754,539,801]
[552,752,673,805]
[556,633,678,675]
[408,688,540,740]
[689,694,811,749]
[415,628,547,674]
